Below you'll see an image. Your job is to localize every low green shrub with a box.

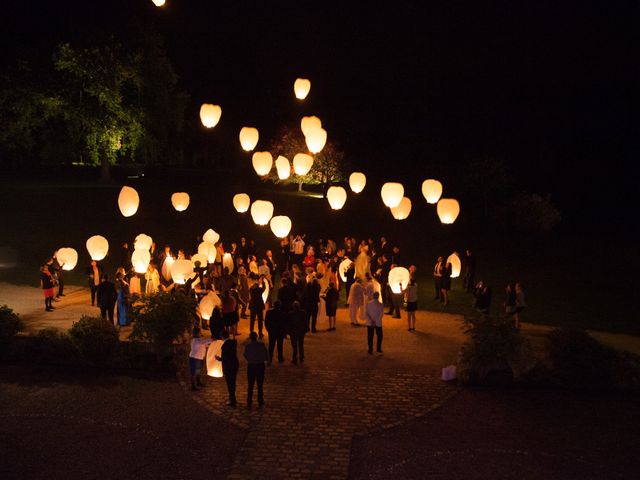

[68,316,120,365]
[0,305,24,347]
[35,328,80,365]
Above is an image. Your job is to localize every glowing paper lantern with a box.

[390,197,412,220]
[134,234,153,251]
[305,126,327,154]
[132,249,151,274]
[250,200,274,226]
[270,215,292,238]
[118,186,139,217]
[380,182,404,208]
[421,179,443,204]
[338,258,353,283]
[206,340,224,378]
[161,255,174,282]
[327,186,347,210]
[447,253,462,279]
[202,229,220,245]
[222,253,234,273]
[199,291,221,320]
[151,0,166,6]
[233,193,250,213]
[86,235,109,261]
[191,253,208,267]
[171,259,194,284]
[56,248,78,271]
[239,127,259,151]
[199,104,221,128]
[293,153,314,175]
[300,116,322,136]
[388,267,410,294]
[275,156,291,180]
[437,198,460,224]
[198,242,217,264]
[171,192,190,212]
[262,280,270,304]
[252,151,273,176]
[349,172,366,193]
[294,78,311,100]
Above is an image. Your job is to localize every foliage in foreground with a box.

[68,316,120,365]
[0,304,24,347]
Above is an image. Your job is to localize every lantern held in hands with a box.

[132,249,151,274]
[327,186,347,210]
[203,229,220,245]
[222,253,234,273]
[171,192,190,212]
[56,248,78,271]
[349,172,366,193]
[206,340,224,378]
[252,151,273,176]
[388,267,410,294]
[305,126,327,154]
[239,127,259,151]
[380,182,404,208]
[293,153,313,175]
[198,241,217,264]
[437,198,460,224]
[390,197,412,220]
[294,78,311,100]
[300,116,322,136]
[170,259,194,284]
[338,258,353,283]
[199,104,221,128]
[118,186,139,217]
[421,179,443,204]
[86,235,109,261]
[250,200,274,226]
[199,291,221,320]
[447,252,462,278]
[191,253,208,268]
[270,216,292,238]
[233,193,250,213]
[275,156,291,180]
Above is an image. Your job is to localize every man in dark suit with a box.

[216,330,239,407]
[277,277,297,313]
[287,301,307,365]
[249,276,266,338]
[265,300,286,363]
[243,332,268,408]
[96,274,118,325]
[304,277,321,333]
[462,249,477,293]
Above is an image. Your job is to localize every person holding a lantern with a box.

[216,329,239,407]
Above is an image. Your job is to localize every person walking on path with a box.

[365,292,385,354]
[404,278,418,331]
[265,300,286,364]
[216,329,239,406]
[287,301,307,365]
[189,327,212,391]
[96,274,117,324]
[243,331,269,408]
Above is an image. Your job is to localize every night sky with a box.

[2,0,635,234]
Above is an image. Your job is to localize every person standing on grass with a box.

[216,329,239,406]
[40,264,56,312]
[404,277,418,331]
[433,256,443,300]
[96,274,117,324]
[265,300,286,364]
[243,331,268,408]
[189,327,212,391]
[365,292,385,354]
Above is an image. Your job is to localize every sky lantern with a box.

[191,253,208,268]
[339,258,353,283]
[300,116,322,136]
[202,228,220,245]
[233,193,250,213]
[56,248,78,271]
[262,280,270,304]
[437,198,460,224]
[326,186,347,210]
[250,200,274,225]
[134,233,153,251]
[390,196,412,220]
[305,126,327,154]
[422,179,443,204]
[222,253,234,273]
[293,153,314,175]
[252,151,273,176]
[171,192,190,212]
[171,259,194,284]
[447,252,462,278]
[199,291,221,321]
[270,215,292,238]
[199,104,221,128]
[388,266,410,294]
[151,0,166,6]
[349,172,366,193]
[117,186,139,217]
[86,235,109,261]
[132,249,151,274]
[239,127,259,151]
[294,78,311,100]
[206,340,224,378]
[380,182,404,208]
[275,156,291,180]
[198,241,217,264]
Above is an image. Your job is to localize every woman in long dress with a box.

[115,268,130,327]
[145,263,160,295]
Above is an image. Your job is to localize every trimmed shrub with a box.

[0,304,24,347]
[68,316,120,365]
[35,328,80,365]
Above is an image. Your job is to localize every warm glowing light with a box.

[151,0,166,6]
[293,153,313,175]
[170,192,189,212]
[390,196,412,220]
[380,182,404,208]
[270,215,292,238]
[233,193,251,213]
[118,186,139,217]
[199,104,221,128]
[198,241,217,264]
[339,258,353,283]
[294,78,311,100]
[239,127,259,151]
[349,172,366,193]
[326,186,347,210]
[388,267,410,294]
[250,200,274,226]
[86,235,109,261]
[56,248,78,271]
[199,291,221,320]
[132,249,151,274]
[170,259,194,284]
[275,156,291,180]
[252,151,273,176]
[305,126,327,154]
[202,229,220,245]
[134,234,153,251]
[191,253,208,267]
[447,252,462,278]
[206,340,223,378]
[300,116,322,136]
[437,198,460,224]
[262,280,270,304]
[223,253,234,273]
[421,179,443,204]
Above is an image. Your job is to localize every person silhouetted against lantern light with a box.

[249,276,266,338]
[215,329,239,406]
[265,300,286,364]
[440,260,452,307]
[96,274,117,324]
[189,327,212,391]
[433,256,444,301]
[86,260,104,306]
[243,331,268,408]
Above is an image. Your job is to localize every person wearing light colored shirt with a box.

[365,292,384,354]
[189,328,212,391]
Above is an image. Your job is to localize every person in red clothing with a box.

[302,246,315,269]
[40,264,56,311]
